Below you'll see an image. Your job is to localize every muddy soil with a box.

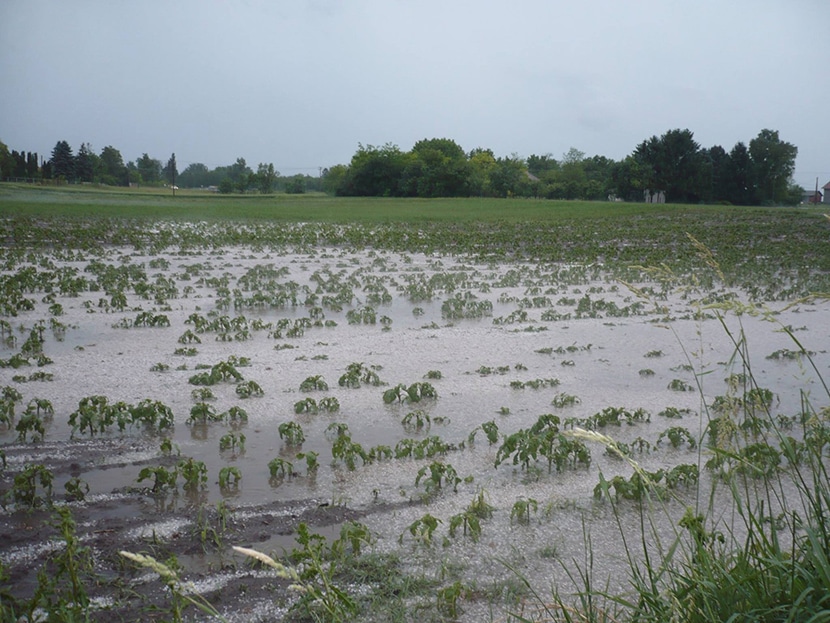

[1,437,407,621]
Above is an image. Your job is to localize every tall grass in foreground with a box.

[512,259,830,621]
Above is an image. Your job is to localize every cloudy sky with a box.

[1,0,827,188]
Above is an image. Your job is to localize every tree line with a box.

[323,129,801,205]
[0,140,321,194]
[1,127,801,204]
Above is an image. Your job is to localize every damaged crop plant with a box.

[0,190,829,622]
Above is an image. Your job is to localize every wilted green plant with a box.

[235,523,358,622]
[338,362,383,388]
[218,466,242,490]
[449,510,482,542]
[331,435,368,470]
[191,387,216,402]
[300,375,329,391]
[402,409,431,432]
[510,498,539,525]
[668,378,695,392]
[224,405,248,423]
[318,396,340,412]
[137,465,178,493]
[400,513,442,546]
[551,392,582,408]
[294,397,319,414]
[325,422,350,440]
[658,426,697,449]
[296,451,319,474]
[469,419,500,445]
[219,431,246,453]
[8,463,54,509]
[187,401,219,424]
[15,410,46,442]
[383,381,438,403]
[178,458,208,490]
[268,457,294,479]
[34,506,95,620]
[278,421,305,446]
[235,380,264,398]
[63,477,89,502]
[415,461,461,494]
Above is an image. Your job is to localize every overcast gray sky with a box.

[1,0,828,189]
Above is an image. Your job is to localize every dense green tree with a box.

[489,155,528,198]
[11,151,27,177]
[557,148,588,199]
[467,148,496,197]
[610,156,647,201]
[0,141,13,179]
[284,174,306,194]
[721,142,755,205]
[136,153,162,184]
[99,146,127,185]
[582,155,615,199]
[634,129,706,202]
[255,162,278,194]
[321,165,348,195]
[26,152,39,178]
[339,143,408,196]
[75,143,97,183]
[401,138,469,197]
[218,177,235,194]
[178,163,211,188]
[526,153,559,177]
[749,129,797,205]
[701,145,730,203]
[51,140,75,181]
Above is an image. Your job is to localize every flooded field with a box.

[1,216,829,622]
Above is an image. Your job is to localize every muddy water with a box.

[2,245,828,621]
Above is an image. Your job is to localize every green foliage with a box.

[300,374,328,392]
[401,409,431,432]
[278,421,305,446]
[219,431,246,453]
[510,498,538,525]
[63,477,89,502]
[401,513,443,546]
[383,381,438,403]
[338,362,383,388]
[7,463,54,509]
[415,461,461,494]
[331,435,368,470]
[268,457,294,479]
[218,466,242,490]
[137,465,178,493]
[658,426,697,449]
[235,379,263,398]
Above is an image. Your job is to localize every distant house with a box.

[802,189,823,204]
[824,181,830,204]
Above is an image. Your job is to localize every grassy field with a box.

[1,182,815,223]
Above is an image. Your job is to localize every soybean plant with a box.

[278,421,305,446]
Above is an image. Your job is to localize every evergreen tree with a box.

[75,143,95,183]
[26,152,39,178]
[722,142,756,205]
[164,153,177,187]
[50,140,75,181]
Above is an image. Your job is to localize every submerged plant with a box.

[278,421,305,446]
